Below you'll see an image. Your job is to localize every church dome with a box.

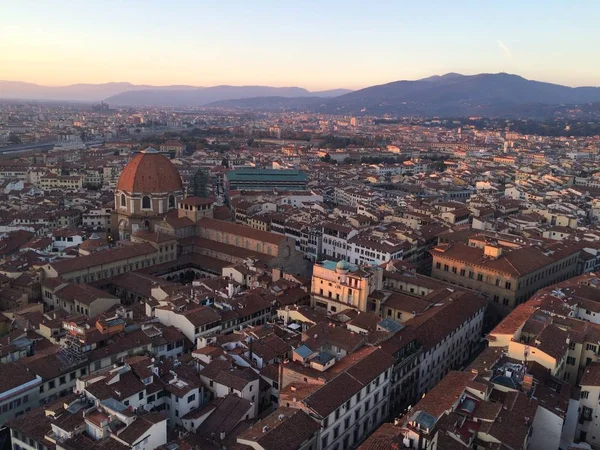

[79,233,109,255]
[336,260,350,272]
[117,147,183,194]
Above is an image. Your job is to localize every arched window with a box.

[120,193,126,207]
[168,195,175,209]
[142,196,151,209]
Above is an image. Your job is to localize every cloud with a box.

[497,40,512,58]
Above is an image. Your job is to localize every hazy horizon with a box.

[2,0,600,90]
[2,71,600,91]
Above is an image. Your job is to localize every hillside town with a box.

[0,103,599,450]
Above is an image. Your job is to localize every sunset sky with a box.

[1,0,599,90]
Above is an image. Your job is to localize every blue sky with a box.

[1,0,599,89]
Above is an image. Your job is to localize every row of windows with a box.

[436,262,513,289]
[120,194,177,209]
[1,394,28,413]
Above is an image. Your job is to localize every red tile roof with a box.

[117,148,183,193]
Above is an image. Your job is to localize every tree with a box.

[321,153,332,163]
[192,168,209,197]
[221,157,229,168]
[7,133,21,145]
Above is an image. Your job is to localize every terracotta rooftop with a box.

[117,148,183,193]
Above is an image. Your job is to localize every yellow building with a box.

[310,260,383,314]
[430,237,581,310]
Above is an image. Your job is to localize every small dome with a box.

[336,260,350,272]
[79,233,109,253]
[117,147,183,193]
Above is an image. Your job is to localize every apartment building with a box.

[347,235,405,266]
[39,173,84,191]
[321,222,358,260]
[8,394,168,450]
[279,345,395,450]
[310,260,383,314]
[0,363,42,424]
[362,370,538,450]
[430,235,582,309]
[488,273,600,386]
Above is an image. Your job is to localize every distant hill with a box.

[0,81,351,105]
[3,74,600,118]
[318,73,600,116]
[205,73,600,117]
[105,86,352,107]
[0,81,197,102]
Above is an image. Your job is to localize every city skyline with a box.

[2,0,600,90]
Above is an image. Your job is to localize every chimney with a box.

[228,282,235,298]
[522,373,534,392]
[484,244,502,259]
[219,431,226,441]
[272,268,282,282]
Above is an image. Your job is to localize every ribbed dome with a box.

[336,260,350,271]
[117,147,183,193]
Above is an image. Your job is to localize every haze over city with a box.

[2,0,600,90]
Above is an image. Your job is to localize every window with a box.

[468,271,474,279]
[120,193,126,207]
[139,392,144,400]
[322,435,329,449]
[333,425,340,439]
[587,344,598,353]
[581,391,590,399]
[567,356,576,365]
[436,262,441,269]
[59,376,66,385]
[187,394,196,404]
[477,273,483,281]
[142,196,151,209]
[569,342,576,351]
[505,281,512,290]
[49,380,55,389]
[169,195,175,209]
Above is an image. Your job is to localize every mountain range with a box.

[1,73,600,117]
[209,73,600,117]
[0,81,351,104]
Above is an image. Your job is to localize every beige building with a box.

[42,242,162,283]
[430,236,581,309]
[310,260,383,314]
[41,279,120,317]
[40,173,84,191]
